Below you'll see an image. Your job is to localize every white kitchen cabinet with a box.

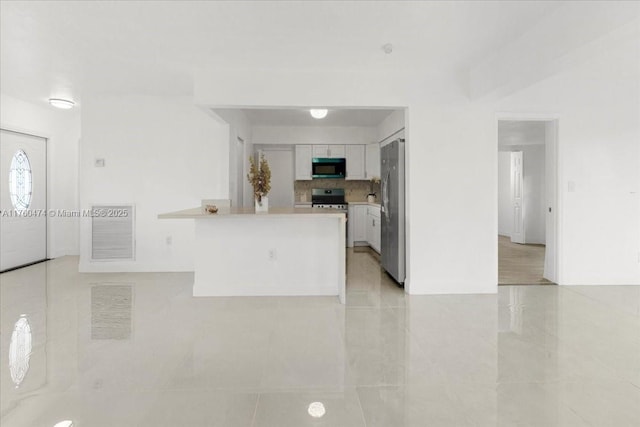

[366,205,381,253]
[312,145,345,158]
[295,145,312,180]
[348,205,367,247]
[365,143,381,179]
[345,145,365,180]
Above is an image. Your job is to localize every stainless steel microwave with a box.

[312,158,346,179]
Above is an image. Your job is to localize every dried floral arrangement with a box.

[247,154,271,202]
[369,176,381,195]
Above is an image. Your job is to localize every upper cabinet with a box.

[312,145,345,159]
[365,143,380,179]
[345,145,365,180]
[295,145,313,180]
[297,143,378,181]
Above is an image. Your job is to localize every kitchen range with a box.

[311,188,347,211]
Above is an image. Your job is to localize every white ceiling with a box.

[498,121,547,147]
[236,108,397,127]
[0,1,562,107]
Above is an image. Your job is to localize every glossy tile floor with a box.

[1,251,639,426]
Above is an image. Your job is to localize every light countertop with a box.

[347,202,381,207]
[158,206,346,219]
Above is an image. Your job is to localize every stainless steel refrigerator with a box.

[380,138,405,284]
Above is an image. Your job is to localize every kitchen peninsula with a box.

[159,206,346,303]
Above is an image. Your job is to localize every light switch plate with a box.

[95,158,105,167]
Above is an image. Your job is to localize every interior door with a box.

[510,151,525,244]
[0,129,47,271]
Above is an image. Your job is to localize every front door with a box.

[0,129,47,271]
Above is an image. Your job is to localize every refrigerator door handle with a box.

[382,170,390,221]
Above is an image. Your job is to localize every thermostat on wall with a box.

[95,158,105,167]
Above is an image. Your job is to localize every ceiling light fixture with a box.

[310,109,328,119]
[382,43,393,54]
[53,421,74,427]
[49,98,75,109]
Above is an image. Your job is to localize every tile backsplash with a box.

[295,179,381,203]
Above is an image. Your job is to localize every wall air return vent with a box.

[91,205,135,261]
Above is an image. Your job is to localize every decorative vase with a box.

[255,196,269,213]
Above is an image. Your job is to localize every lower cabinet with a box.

[348,205,367,246]
[348,204,380,253]
[366,206,381,253]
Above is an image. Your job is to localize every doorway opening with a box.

[497,119,558,285]
[208,106,410,297]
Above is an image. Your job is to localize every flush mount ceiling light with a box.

[309,109,328,119]
[49,98,75,109]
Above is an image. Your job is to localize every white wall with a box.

[78,95,228,272]
[498,146,546,244]
[211,109,253,208]
[497,152,512,237]
[377,109,405,143]
[0,93,81,258]
[258,149,294,208]
[252,125,377,145]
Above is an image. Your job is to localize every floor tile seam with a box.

[407,328,499,351]
[495,332,567,355]
[244,385,361,393]
[249,392,260,427]
[353,384,398,390]
[353,380,500,389]
[560,285,639,319]
[344,306,401,314]
[493,378,595,386]
[505,378,640,387]
[539,335,640,379]
[583,351,640,382]
[257,326,279,390]
[566,405,595,427]
[499,325,563,346]
[353,385,370,427]
[494,367,626,386]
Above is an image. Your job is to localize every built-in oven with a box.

[312,189,348,246]
[312,158,346,179]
